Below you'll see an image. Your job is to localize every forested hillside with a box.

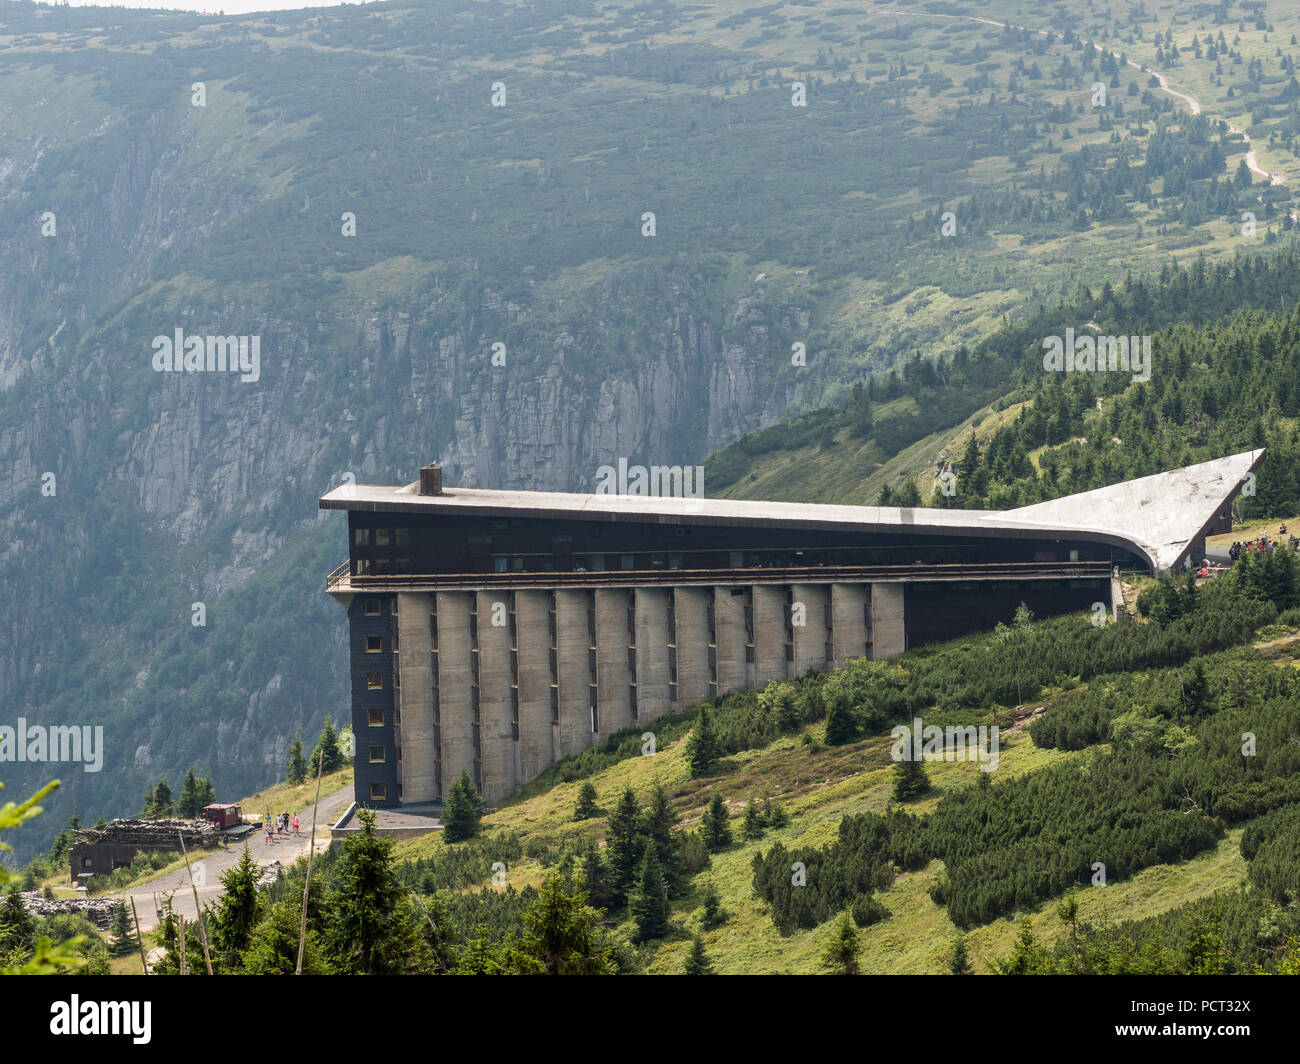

[7,0,1300,862]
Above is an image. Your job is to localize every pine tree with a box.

[512,870,616,975]
[742,797,765,840]
[177,768,201,819]
[151,779,174,818]
[700,883,726,929]
[687,705,720,777]
[311,716,344,775]
[324,808,434,975]
[211,845,263,973]
[0,888,35,954]
[442,770,482,843]
[242,896,328,975]
[683,933,715,974]
[892,756,930,802]
[823,911,861,975]
[949,937,972,974]
[824,697,857,745]
[285,731,308,785]
[630,847,669,943]
[196,777,216,810]
[605,788,645,907]
[643,784,684,897]
[109,902,133,957]
[581,841,609,910]
[573,781,599,820]
[701,792,732,852]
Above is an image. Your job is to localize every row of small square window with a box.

[354,528,410,547]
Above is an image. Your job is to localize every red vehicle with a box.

[202,803,242,829]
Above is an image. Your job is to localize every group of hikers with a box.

[263,810,299,844]
[1226,523,1298,562]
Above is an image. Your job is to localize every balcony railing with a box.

[326,559,1112,594]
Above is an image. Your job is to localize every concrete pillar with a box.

[595,588,633,740]
[871,583,906,659]
[514,590,554,783]
[713,586,748,695]
[435,591,476,794]
[791,583,829,675]
[475,591,516,807]
[633,588,671,724]
[396,593,437,803]
[554,589,593,757]
[752,584,789,686]
[673,587,711,707]
[831,583,868,667]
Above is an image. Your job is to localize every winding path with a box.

[874,9,1288,188]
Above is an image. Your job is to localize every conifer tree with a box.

[512,870,616,975]
[605,788,645,906]
[242,896,328,975]
[211,845,263,972]
[581,840,609,910]
[151,779,174,818]
[701,792,732,852]
[573,780,599,820]
[177,768,201,819]
[643,783,684,897]
[324,808,433,974]
[442,770,482,843]
[683,933,714,974]
[285,731,308,785]
[892,755,930,802]
[311,716,344,775]
[742,797,765,839]
[823,911,861,975]
[949,936,972,975]
[109,902,133,957]
[631,847,669,943]
[687,705,720,777]
[824,697,857,745]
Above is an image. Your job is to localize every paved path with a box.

[115,786,353,932]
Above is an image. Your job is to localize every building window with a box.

[369,783,387,801]
[366,672,383,689]
[375,559,392,575]
[366,635,382,653]
[368,708,384,726]
[82,857,93,869]
[365,598,381,616]
[396,528,409,546]
[354,528,370,547]
[356,559,372,575]
[375,528,391,547]
[396,558,411,575]
[368,745,385,763]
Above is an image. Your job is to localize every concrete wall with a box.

[673,587,712,707]
[831,583,868,667]
[870,583,906,659]
[554,589,593,757]
[633,588,671,724]
[595,588,633,740]
[713,585,749,695]
[396,593,437,803]
[514,589,554,782]
[436,591,476,793]
[475,591,517,806]
[752,584,789,686]
[790,583,829,675]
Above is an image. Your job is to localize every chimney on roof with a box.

[419,464,444,496]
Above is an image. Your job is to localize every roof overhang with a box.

[320,449,1265,575]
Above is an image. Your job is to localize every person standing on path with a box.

[291,814,299,837]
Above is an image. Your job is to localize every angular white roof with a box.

[320,449,1264,573]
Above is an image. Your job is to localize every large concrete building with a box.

[321,450,1262,809]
